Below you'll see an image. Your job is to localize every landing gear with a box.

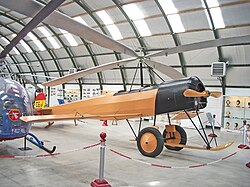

[136,125,187,157]
[137,127,164,157]
[163,125,187,151]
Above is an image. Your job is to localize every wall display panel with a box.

[223,96,250,131]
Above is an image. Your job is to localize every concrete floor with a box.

[0,119,249,187]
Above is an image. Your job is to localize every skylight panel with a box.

[11,34,32,53]
[134,20,151,37]
[106,25,123,40]
[27,33,46,51]
[59,29,78,46]
[73,16,88,25]
[1,37,10,45]
[0,37,19,54]
[20,40,32,53]
[201,0,225,29]
[206,0,219,8]
[158,0,185,33]
[96,10,123,40]
[158,0,177,14]
[123,4,151,37]
[210,8,225,29]
[96,10,114,25]
[123,4,144,20]
[37,26,60,49]
[167,14,185,33]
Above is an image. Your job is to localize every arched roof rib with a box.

[0,12,50,82]
[0,23,37,84]
[0,0,249,88]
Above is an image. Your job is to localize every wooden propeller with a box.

[183,89,222,98]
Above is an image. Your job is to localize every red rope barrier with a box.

[0,142,100,159]
[108,145,247,169]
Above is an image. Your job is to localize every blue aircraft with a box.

[0,78,33,141]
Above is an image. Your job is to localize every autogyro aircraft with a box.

[1,0,248,157]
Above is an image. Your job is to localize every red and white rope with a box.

[108,145,248,169]
[0,142,100,159]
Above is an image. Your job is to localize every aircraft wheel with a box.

[137,127,164,157]
[163,125,187,151]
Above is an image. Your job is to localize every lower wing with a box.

[20,113,143,123]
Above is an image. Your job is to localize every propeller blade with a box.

[209,91,222,98]
[0,0,138,58]
[146,35,250,58]
[144,59,185,79]
[183,89,222,98]
[0,0,65,59]
[43,57,138,87]
[183,89,209,98]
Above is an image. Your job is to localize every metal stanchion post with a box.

[208,114,218,138]
[91,132,111,187]
[238,120,250,149]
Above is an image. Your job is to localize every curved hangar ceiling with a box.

[0,0,250,89]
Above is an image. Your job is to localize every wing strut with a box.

[184,110,211,149]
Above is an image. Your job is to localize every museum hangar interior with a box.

[0,0,249,187]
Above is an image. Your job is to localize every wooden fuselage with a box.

[47,76,207,120]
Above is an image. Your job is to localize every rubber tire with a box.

[137,127,164,157]
[163,125,187,151]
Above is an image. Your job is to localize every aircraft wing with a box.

[20,113,143,123]
[171,111,197,120]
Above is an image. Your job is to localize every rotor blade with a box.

[183,89,222,98]
[0,0,138,57]
[17,74,41,90]
[0,0,65,59]
[144,59,185,79]
[146,35,250,58]
[43,57,138,87]
[18,73,57,79]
